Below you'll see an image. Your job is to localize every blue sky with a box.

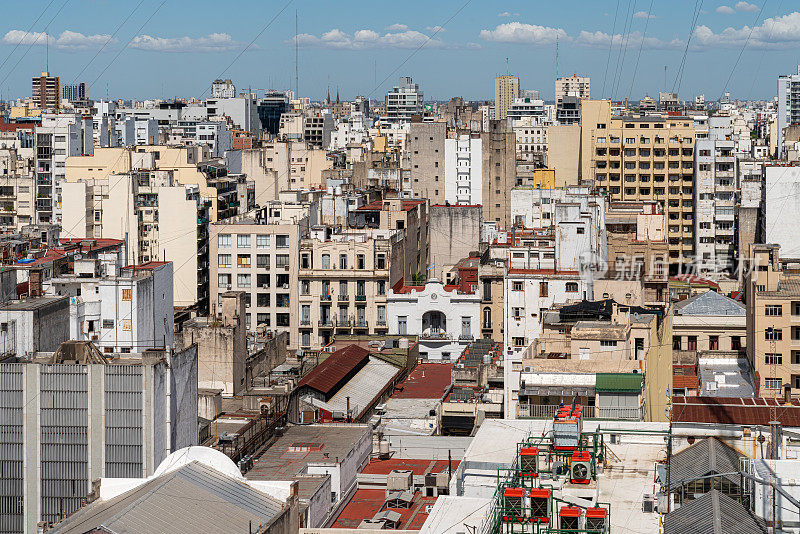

[1,0,799,102]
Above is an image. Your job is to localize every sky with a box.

[1,0,799,102]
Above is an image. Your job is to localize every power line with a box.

[601,0,622,99]
[0,0,57,75]
[672,0,703,96]
[627,0,655,102]
[719,0,769,101]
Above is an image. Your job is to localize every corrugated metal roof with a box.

[671,396,800,426]
[298,344,370,396]
[663,490,768,534]
[595,373,643,392]
[668,437,743,490]
[673,290,745,316]
[51,462,285,534]
[326,356,401,417]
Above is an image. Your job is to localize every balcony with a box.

[353,319,368,329]
[338,294,349,302]
[420,330,451,341]
[517,404,642,420]
[318,319,334,328]
[321,294,332,301]
[335,317,352,329]
[300,318,311,326]
[375,320,387,329]
[355,295,366,302]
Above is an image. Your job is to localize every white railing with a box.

[517,404,642,421]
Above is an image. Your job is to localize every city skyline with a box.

[0,0,799,101]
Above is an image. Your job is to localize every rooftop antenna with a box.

[295,9,299,98]
[555,35,559,81]
[505,57,509,76]
[46,32,49,73]
[664,66,667,92]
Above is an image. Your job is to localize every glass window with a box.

[256,235,270,248]
[276,235,289,248]
[237,274,251,288]
[321,254,330,269]
[218,254,231,268]
[398,316,407,335]
[275,254,289,268]
[257,254,269,269]
[356,254,365,270]
[377,305,386,325]
[237,254,251,268]
[237,234,251,248]
[218,273,231,287]
[376,253,386,269]
[339,254,347,270]
[218,234,231,248]
[377,280,386,295]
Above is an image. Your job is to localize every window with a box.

[377,306,386,325]
[237,234,251,248]
[339,254,347,270]
[376,253,386,269]
[301,305,310,325]
[377,280,386,295]
[512,307,523,319]
[765,378,783,389]
[539,281,548,297]
[257,254,270,269]
[731,336,741,351]
[461,317,471,338]
[218,254,231,268]
[512,281,524,291]
[256,235,270,248]
[257,293,270,307]
[321,254,330,269]
[765,353,783,365]
[276,313,290,327]
[709,335,719,351]
[218,274,231,287]
[766,328,783,341]
[565,282,578,293]
[276,235,289,248]
[300,253,311,269]
[301,280,310,295]
[218,234,231,248]
[102,319,114,329]
[356,254,365,270]
[766,305,783,316]
[122,289,131,301]
[237,274,251,288]
[576,227,585,234]
[398,316,407,335]
[687,336,697,351]
[483,307,492,328]
[237,254,251,268]
[673,336,681,350]
[513,337,526,347]
[600,340,618,347]
[275,254,289,268]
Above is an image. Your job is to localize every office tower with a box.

[32,72,60,110]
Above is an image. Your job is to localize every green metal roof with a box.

[595,373,643,392]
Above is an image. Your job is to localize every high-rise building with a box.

[555,75,590,104]
[494,75,519,121]
[211,78,236,98]
[61,82,86,103]
[384,76,423,124]
[777,66,800,157]
[32,71,60,110]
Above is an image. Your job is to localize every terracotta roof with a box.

[672,396,800,426]
[391,363,452,399]
[121,261,169,271]
[673,375,699,389]
[298,344,370,395]
[669,274,720,290]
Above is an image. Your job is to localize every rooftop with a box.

[391,363,453,399]
[331,488,436,530]
[0,295,68,311]
[673,290,745,316]
[298,344,370,396]
[672,396,800,426]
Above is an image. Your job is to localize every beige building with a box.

[746,244,800,397]
[494,75,520,121]
[407,121,446,203]
[672,290,746,368]
[61,170,208,309]
[581,100,696,267]
[298,227,402,350]
[209,202,310,349]
[555,75,590,104]
[546,124,582,187]
[479,259,506,343]
[482,120,516,229]
[0,148,35,230]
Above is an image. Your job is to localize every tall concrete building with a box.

[777,66,800,157]
[444,133,482,205]
[61,82,86,103]
[384,77,423,124]
[494,75,520,121]
[407,121,446,203]
[555,75,590,104]
[482,120,516,230]
[0,344,198,533]
[32,72,59,110]
[582,100,696,269]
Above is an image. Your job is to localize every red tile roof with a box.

[672,396,800,426]
[673,375,699,390]
[391,363,453,399]
[669,274,720,289]
[121,261,169,271]
[357,199,424,211]
[331,488,437,529]
[361,458,459,476]
[298,344,370,395]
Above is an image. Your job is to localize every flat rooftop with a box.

[391,363,452,399]
[246,424,369,481]
[361,457,459,477]
[0,295,68,311]
[332,488,436,530]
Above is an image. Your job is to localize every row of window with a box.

[299,252,387,270]
[218,254,288,269]
[672,335,741,351]
[217,234,289,249]
[511,280,579,294]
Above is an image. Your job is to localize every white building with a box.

[777,66,800,157]
[503,269,591,417]
[444,133,482,205]
[211,78,236,98]
[765,164,800,259]
[384,77,423,124]
[387,279,480,361]
[207,96,260,134]
[555,75,590,104]
[34,113,93,224]
[165,121,233,157]
[47,259,175,352]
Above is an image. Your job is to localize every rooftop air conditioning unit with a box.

[642,494,654,513]
[570,452,592,484]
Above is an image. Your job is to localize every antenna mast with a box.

[555,36,559,81]
[295,10,299,98]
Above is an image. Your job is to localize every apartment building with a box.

[348,198,429,288]
[0,147,35,230]
[777,66,800,157]
[601,201,669,307]
[211,78,236,98]
[298,227,400,350]
[765,164,800,260]
[494,75,520,121]
[407,121,446,204]
[61,170,210,309]
[164,120,233,157]
[34,113,93,224]
[745,244,800,398]
[694,116,738,275]
[555,75,590,104]
[0,345,197,533]
[209,203,310,349]
[503,268,591,416]
[444,133,483,205]
[61,82,86,103]
[582,100,696,269]
[303,110,334,148]
[482,120,516,229]
[384,76,423,124]
[32,71,59,110]
[512,115,549,166]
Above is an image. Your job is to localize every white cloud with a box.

[1,29,115,50]
[498,11,520,17]
[735,1,759,12]
[693,11,800,49]
[479,22,568,45]
[130,33,244,52]
[716,5,736,14]
[426,25,446,33]
[633,11,656,19]
[293,28,461,50]
[574,30,683,50]
[385,23,408,31]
